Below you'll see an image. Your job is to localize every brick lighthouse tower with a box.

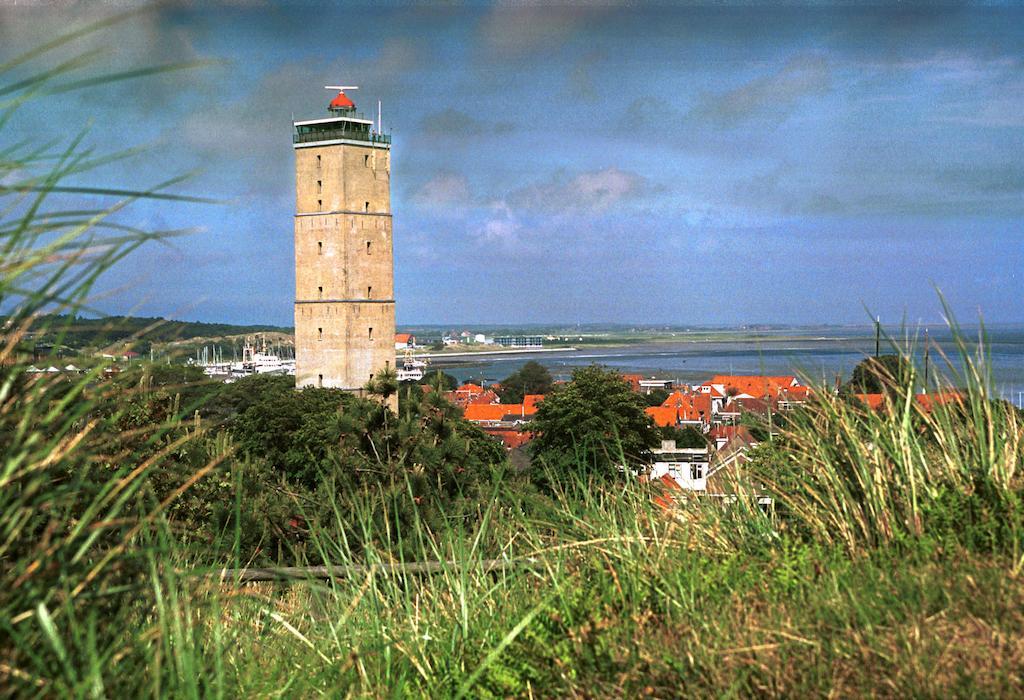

[292,87,395,406]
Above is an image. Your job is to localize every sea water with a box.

[435,325,1024,407]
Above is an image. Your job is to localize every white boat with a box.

[396,348,427,382]
[199,335,295,380]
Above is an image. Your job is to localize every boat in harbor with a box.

[198,335,295,381]
[396,348,428,382]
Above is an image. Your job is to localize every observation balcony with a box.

[293,115,391,146]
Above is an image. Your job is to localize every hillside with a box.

[10,314,293,354]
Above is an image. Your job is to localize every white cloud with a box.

[508,167,651,214]
[411,172,472,210]
[476,201,520,248]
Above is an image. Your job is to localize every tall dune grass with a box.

[0,12,217,695]
[755,309,1023,559]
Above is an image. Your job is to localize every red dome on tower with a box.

[329,91,355,110]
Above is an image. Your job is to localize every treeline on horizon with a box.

[7,314,294,354]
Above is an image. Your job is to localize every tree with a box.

[499,361,553,404]
[843,354,912,396]
[231,386,353,490]
[420,370,458,391]
[659,425,706,448]
[529,365,659,485]
[643,388,670,407]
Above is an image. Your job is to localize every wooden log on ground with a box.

[209,558,544,583]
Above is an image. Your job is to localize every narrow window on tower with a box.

[317,241,322,255]
[317,199,322,211]
[316,180,322,194]
[318,286,323,300]
[318,374,323,387]
[366,241,371,255]
[364,155,369,167]
[367,285,372,297]
[318,327,323,341]
[364,201,369,212]
[368,327,373,340]
[316,154,321,168]
[385,360,390,370]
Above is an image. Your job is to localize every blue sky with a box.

[2,2,1022,326]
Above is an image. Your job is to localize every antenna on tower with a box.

[378,99,382,133]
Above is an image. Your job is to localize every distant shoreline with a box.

[409,347,579,360]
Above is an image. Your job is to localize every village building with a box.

[493,335,544,348]
[648,440,711,491]
[645,390,713,432]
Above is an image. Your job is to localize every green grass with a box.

[8,476,1022,697]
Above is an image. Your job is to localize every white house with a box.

[648,440,710,491]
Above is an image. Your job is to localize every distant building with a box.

[701,375,800,400]
[462,402,537,424]
[645,391,712,432]
[648,440,710,491]
[494,335,543,348]
[394,333,415,350]
[460,392,543,450]
[638,377,673,394]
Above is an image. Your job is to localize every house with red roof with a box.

[447,382,487,407]
[853,393,887,410]
[523,394,545,411]
[462,401,540,450]
[646,391,713,432]
[776,385,811,410]
[717,396,772,424]
[467,390,500,405]
[394,333,416,350]
[702,375,800,400]
[853,391,963,414]
[707,424,756,451]
[480,427,534,450]
[463,402,538,424]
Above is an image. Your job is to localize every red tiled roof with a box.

[854,393,886,410]
[915,391,964,412]
[720,397,771,415]
[395,333,413,343]
[468,390,499,405]
[705,375,799,399]
[855,391,964,413]
[708,425,756,447]
[464,404,513,421]
[645,406,678,427]
[660,391,712,417]
[645,402,709,427]
[463,402,539,422]
[650,474,684,510]
[523,394,545,410]
[709,424,745,440]
[481,427,534,449]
